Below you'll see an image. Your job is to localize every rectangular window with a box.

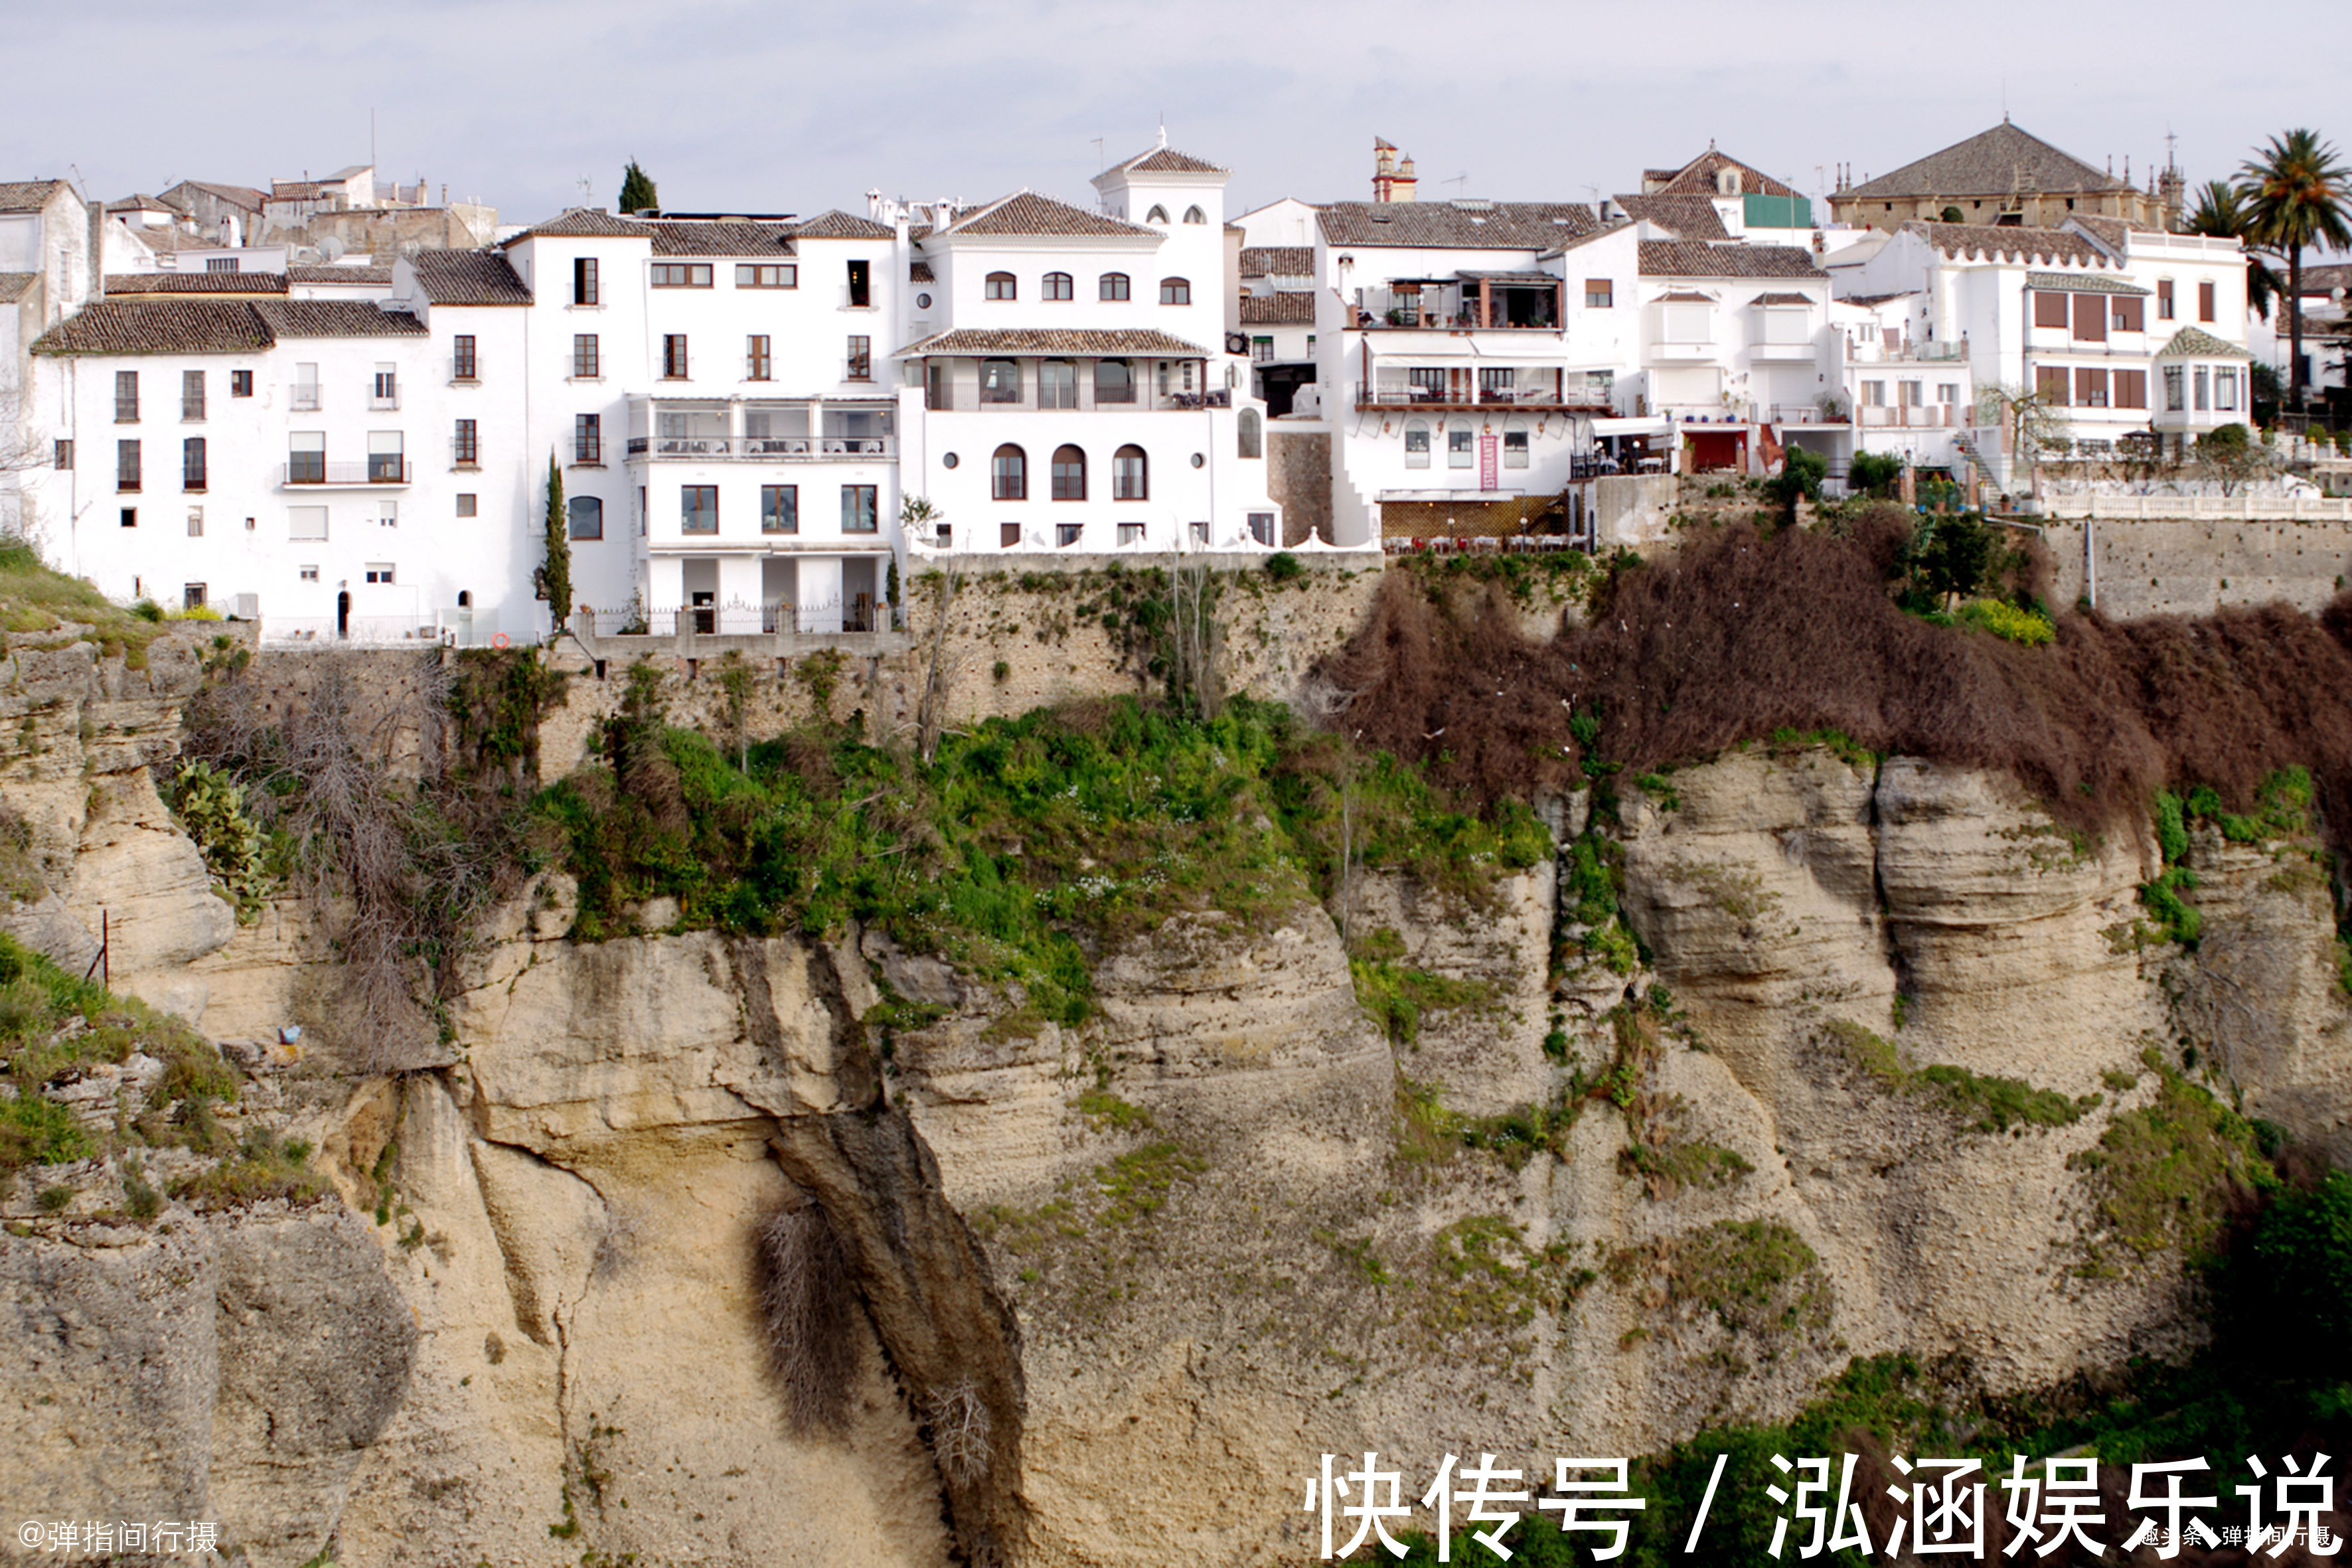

[2215,366,2239,412]
[1938,382,1960,404]
[2072,295,2106,343]
[2111,296,2144,333]
[1251,336,1274,363]
[2198,281,2216,323]
[2036,365,2070,406]
[206,257,236,274]
[1405,425,1431,468]
[681,485,718,534]
[182,370,205,422]
[2157,278,2175,320]
[847,258,871,309]
[736,263,797,289]
[840,485,878,534]
[1247,513,1275,546]
[364,563,395,584]
[453,418,479,465]
[183,436,206,491]
[651,262,713,287]
[292,363,319,410]
[1585,279,1613,309]
[453,335,477,380]
[115,370,139,423]
[52,439,71,470]
[2033,291,2070,330]
[377,501,399,528]
[1160,277,1191,305]
[1040,360,1077,409]
[2194,366,2210,412]
[2114,369,2148,410]
[981,359,1021,404]
[1899,380,1922,406]
[367,431,405,482]
[372,364,399,408]
[230,370,252,398]
[761,485,798,534]
[1503,430,1528,468]
[289,431,326,483]
[187,509,202,538]
[1056,522,1082,548]
[456,493,477,517]
[289,506,327,540]
[575,414,602,464]
[846,335,872,380]
[1409,367,1447,400]
[1117,522,1145,546]
[573,256,599,305]
[662,335,688,378]
[300,566,319,581]
[119,508,135,528]
[183,583,206,609]
[117,439,141,491]
[747,335,771,380]
[2075,367,2108,408]
[1860,380,1886,406]
[1448,427,1473,467]
[1188,521,1210,548]
[1000,522,1022,548]
[2163,364,2185,411]
[574,334,600,378]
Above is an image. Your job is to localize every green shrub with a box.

[0,1095,88,1168]
[1263,552,1303,583]
[1847,451,1903,499]
[1954,597,2054,646]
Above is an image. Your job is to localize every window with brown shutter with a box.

[2113,369,2147,409]
[2036,366,2070,406]
[2198,281,2216,322]
[2073,295,2106,343]
[2075,367,2109,407]
[2157,278,2175,320]
[2033,291,2069,329]
[2112,296,2144,333]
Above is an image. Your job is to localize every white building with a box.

[1634,239,1832,474]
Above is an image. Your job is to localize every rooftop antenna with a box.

[1441,173,1470,197]
[577,176,593,207]
[2165,127,2179,171]
[370,107,376,171]
[1092,137,1105,171]
[2001,79,2008,123]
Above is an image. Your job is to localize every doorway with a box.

[336,590,351,639]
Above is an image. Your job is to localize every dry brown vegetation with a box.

[755,1196,860,1434]
[1323,515,2352,841]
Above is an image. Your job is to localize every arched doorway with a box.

[336,590,351,639]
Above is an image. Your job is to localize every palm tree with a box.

[2185,179,2280,321]
[2238,129,2352,408]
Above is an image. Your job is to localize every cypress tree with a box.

[544,456,572,632]
[619,160,658,216]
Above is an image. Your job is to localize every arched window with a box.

[991,443,1027,501]
[984,271,1016,300]
[1238,408,1261,459]
[567,495,604,540]
[1042,272,1073,301]
[1159,277,1191,305]
[1145,204,1170,224]
[1052,444,1087,501]
[1099,272,1131,301]
[1095,358,1135,405]
[1182,204,1207,224]
[980,358,1021,404]
[1113,444,1148,501]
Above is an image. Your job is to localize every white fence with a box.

[258,610,506,648]
[2033,495,2352,521]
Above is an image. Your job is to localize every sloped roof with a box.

[0,273,36,303]
[1639,241,1825,279]
[286,265,393,285]
[504,208,655,244]
[408,250,533,305]
[2156,327,2251,360]
[2025,270,2148,296]
[1751,291,1816,306]
[1240,293,1318,325]
[1907,221,2108,267]
[941,191,1157,240]
[0,180,68,213]
[898,327,1212,357]
[1649,149,1798,200]
[1612,193,1729,242]
[32,299,277,354]
[909,260,935,283]
[1105,145,1228,177]
[250,301,426,338]
[1848,121,2122,200]
[790,209,894,240]
[165,180,268,213]
[1318,200,1603,250]
[649,220,797,256]
[104,271,289,295]
[1239,246,1314,276]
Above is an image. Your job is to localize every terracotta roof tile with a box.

[1751,291,1816,306]
[0,273,36,303]
[649,220,798,256]
[2156,327,2251,360]
[909,260,935,283]
[1240,293,1318,325]
[1638,241,1825,279]
[943,192,1156,239]
[789,210,895,240]
[32,299,275,354]
[408,250,533,305]
[1907,221,2108,267]
[1318,200,1602,250]
[1107,145,1228,176]
[1239,246,1314,276]
[286,265,394,285]
[1649,150,1797,200]
[250,301,427,339]
[1848,122,2122,200]
[2025,270,2147,296]
[103,272,288,295]
[1612,194,1729,241]
[0,180,68,214]
[900,327,1212,357]
[505,208,655,243]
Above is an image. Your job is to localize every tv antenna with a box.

[577,175,593,206]
[1441,172,1469,197]
[1092,137,1105,171]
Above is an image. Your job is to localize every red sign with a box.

[1478,433,1498,491]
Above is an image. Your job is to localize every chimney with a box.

[88,195,106,301]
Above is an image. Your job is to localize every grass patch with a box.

[1823,1019,2088,1134]
[0,540,173,663]
[2069,1050,2268,1263]
[1954,597,2055,646]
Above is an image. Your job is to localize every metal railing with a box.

[289,386,321,411]
[583,596,890,637]
[1843,339,1968,364]
[283,459,412,485]
[622,435,896,459]
[260,615,448,647]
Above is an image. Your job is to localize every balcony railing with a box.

[289,386,321,411]
[369,392,400,411]
[283,459,413,486]
[623,435,896,459]
[1855,405,1959,429]
[1845,338,1968,365]
[583,596,889,638]
[1358,390,1614,411]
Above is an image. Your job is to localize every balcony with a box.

[1356,390,1614,412]
[1355,281,1562,331]
[289,386,322,411]
[369,392,400,412]
[1844,338,1968,365]
[623,435,898,461]
[1854,405,1959,429]
[282,459,412,487]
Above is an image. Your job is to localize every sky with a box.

[11,0,2347,233]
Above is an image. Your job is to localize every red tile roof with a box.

[1240,293,1318,325]
[1906,221,2110,268]
[899,327,1212,357]
[1638,242,1825,279]
[943,192,1157,239]
[790,210,895,240]
[408,250,533,305]
[104,272,288,295]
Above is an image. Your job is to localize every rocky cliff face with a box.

[3,718,2345,1566]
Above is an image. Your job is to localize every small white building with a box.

[1634,239,1832,474]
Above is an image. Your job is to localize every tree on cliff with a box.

[619,159,658,216]
[542,456,572,633]
[2238,129,2352,410]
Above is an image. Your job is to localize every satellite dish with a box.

[319,236,346,262]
